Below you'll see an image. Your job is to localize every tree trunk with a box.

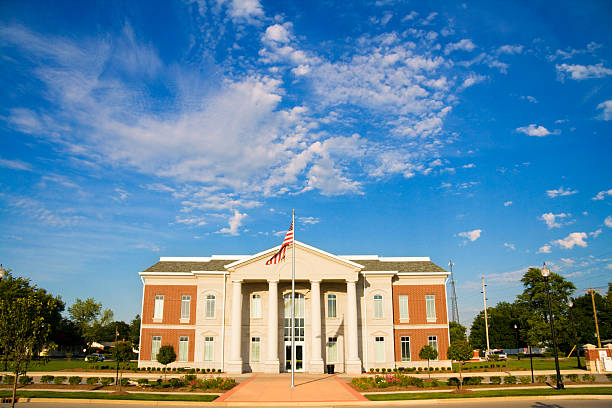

[11,372,19,408]
[458,364,463,391]
[427,359,431,378]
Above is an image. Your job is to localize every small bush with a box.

[417,367,422,371]
[5,375,15,385]
[169,378,185,388]
[120,378,130,386]
[504,375,517,384]
[463,376,483,385]
[375,368,380,372]
[536,375,547,383]
[566,374,579,382]
[369,368,374,373]
[137,378,149,386]
[86,377,99,385]
[429,379,440,387]
[69,376,82,385]
[146,367,151,372]
[489,376,501,385]
[549,374,558,383]
[519,376,531,384]
[19,376,33,385]
[447,377,460,387]
[40,375,54,384]
[381,368,386,373]
[54,376,67,385]
[184,374,196,382]
[100,377,114,386]
[582,374,595,382]
[606,374,612,381]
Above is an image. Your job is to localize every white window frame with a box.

[400,336,411,361]
[204,337,214,361]
[327,294,337,318]
[205,295,216,319]
[180,295,191,322]
[428,335,438,360]
[178,336,189,362]
[399,295,409,321]
[251,294,262,319]
[426,295,436,322]
[151,336,161,361]
[153,295,164,321]
[327,337,338,362]
[250,337,261,362]
[375,336,385,362]
[374,295,383,319]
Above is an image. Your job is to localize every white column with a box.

[345,279,362,374]
[264,280,280,373]
[310,280,324,373]
[227,279,243,373]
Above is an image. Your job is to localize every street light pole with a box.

[514,324,520,360]
[528,344,534,383]
[567,299,584,370]
[541,263,564,390]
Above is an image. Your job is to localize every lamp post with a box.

[567,299,584,369]
[528,344,534,383]
[541,263,564,390]
[514,324,520,360]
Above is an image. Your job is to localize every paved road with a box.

[1,398,610,407]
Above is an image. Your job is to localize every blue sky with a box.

[1,0,610,326]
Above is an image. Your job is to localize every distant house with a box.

[138,241,451,374]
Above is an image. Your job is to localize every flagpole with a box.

[291,209,295,388]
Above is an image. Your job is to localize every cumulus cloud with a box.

[444,39,476,55]
[538,245,552,254]
[539,212,570,229]
[504,242,516,250]
[497,45,523,54]
[516,124,559,137]
[299,216,319,225]
[458,229,482,242]
[504,201,513,207]
[556,63,612,80]
[263,24,292,43]
[547,187,578,198]
[217,209,247,235]
[592,189,612,200]
[605,216,612,228]
[553,232,587,249]
[596,99,612,121]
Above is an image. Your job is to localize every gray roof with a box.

[144,259,446,273]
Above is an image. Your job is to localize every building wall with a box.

[392,284,448,325]
[393,327,450,367]
[142,284,197,325]
[140,328,196,366]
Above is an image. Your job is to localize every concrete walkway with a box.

[215,374,368,403]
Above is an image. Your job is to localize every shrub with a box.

[536,375,547,383]
[582,374,595,382]
[120,378,130,386]
[69,376,82,385]
[184,374,197,382]
[429,379,440,387]
[417,367,422,371]
[398,367,405,372]
[169,378,185,388]
[19,376,33,385]
[100,377,114,386]
[381,368,386,373]
[54,376,67,385]
[65,352,73,361]
[447,377,460,387]
[489,376,501,385]
[146,367,151,372]
[5,375,15,385]
[606,374,612,381]
[86,377,99,385]
[504,375,517,384]
[549,374,558,383]
[189,369,195,374]
[375,368,380,372]
[519,376,531,384]
[435,367,439,371]
[566,374,579,382]
[40,375,54,384]
[137,378,149,386]
[0,376,2,383]
[463,376,483,385]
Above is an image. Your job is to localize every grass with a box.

[366,387,612,401]
[3,359,138,372]
[452,357,586,372]
[0,390,217,402]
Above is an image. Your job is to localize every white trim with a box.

[159,257,212,262]
[139,272,193,276]
[396,272,449,277]
[339,255,431,262]
[142,324,196,330]
[339,255,378,260]
[192,271,228,275]
[360,271,397,275]
[394,324,448,330]
[224,240,364,269]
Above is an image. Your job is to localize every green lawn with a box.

[4,360,138,372]
[0,390,217,402]
[366,387,612,401]
[452,357,586,372]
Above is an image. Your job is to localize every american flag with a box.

[266,220,294,265]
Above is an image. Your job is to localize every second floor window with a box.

[251,294,261,318]
[206,295,216,318]
[153,295,164,320]
[374,295,383,318]
[426,295,436,320]
[327,294,337,318]
[399,295,409,320]
[181,295,191,320]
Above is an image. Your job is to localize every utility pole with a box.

[481,277,490,354]
[449,261,460,323]
[584,287,602,348]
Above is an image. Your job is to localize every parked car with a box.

[85,354,105,362]
[486,349,508,360]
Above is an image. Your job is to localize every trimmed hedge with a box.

[100,377,114,386]
[53,376,67,385]
[489,376,501,385]
[69,376,82,385]
[504,376,517,384]
[19,376,33,385]
[86,377,99,385]
[40,375,54,384]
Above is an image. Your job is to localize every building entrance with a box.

[283,292,305,372]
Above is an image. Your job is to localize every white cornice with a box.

[158,255,246,262]
[397,272,449,276]
[339,255,431,262]
[139,272,194,276]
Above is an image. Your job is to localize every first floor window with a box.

[206,295,216,318]
[153,295,164,320]
[375,336,385,362]
[428,336,438,359]
[204,337,214,361]
[251,294,261,318]
[327,294,337,318]
[181,295,191,320]
[374,295,383,319]
[401,336,410,361]
[426,295,436,320]
[251,337,261,362]
[327,337,338,362]
[151,336,161,361]
[399,295,409,320]
[178,336,189,362]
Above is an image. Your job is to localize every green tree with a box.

[0,272,62,408]
[469,301,524,349]
[449,321,467,345]
[112,341,133,391]
[418,345,438,378]
[129,315,141,346]
[156,345,176,380]
[68,298,114,348]
[447,340,473,390]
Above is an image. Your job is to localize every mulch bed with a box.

[0,384,225,393]
[352,381,608,393]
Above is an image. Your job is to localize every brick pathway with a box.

[216,373,367,403]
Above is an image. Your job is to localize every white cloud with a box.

[0,158,32,171]
[497,45,523,54]
[299,216,319,225]
[217,209,247,236]
[596,99,612,121]
[539,212,569,229]
[553,232,588,249]
[547,187,578,198]
[516,124,559,137]
[461,74,486,89]
[605,216,612,228]
[521,95,538,103]
[607,264,612,270]
[114,188,129,201]
[556,63,612,80]
[590,229,602,238]
[538,245,552,254]
[504,242,516,250]
[263,24,292,43]
[175,215,207,226]
[401,11,418,21]
[458,228,482,242]
[462,163,475,168]
[504,201,513,207]
[226,0,264,21]
[592,189,612,200]
[135,243,161,252]
[444,39,476,55]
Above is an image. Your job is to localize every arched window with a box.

[205,295,216,318]
[374,295,383,319]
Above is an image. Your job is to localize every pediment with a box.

[225,241,363,282]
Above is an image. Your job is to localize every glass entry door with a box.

[284,293,305,372]
[285,343,304,371]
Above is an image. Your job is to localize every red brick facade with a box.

[140,328,196,362]
[142,285,197,325]
[393,328,449,361]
